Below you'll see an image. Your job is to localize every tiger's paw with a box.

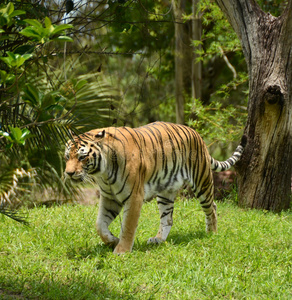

[105,237,119,249]
[113,243,132,255]
[147,237,164,244]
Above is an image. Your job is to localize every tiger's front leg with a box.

[147,194,175,244]
[113,191,144,255]
[96,196,122,248]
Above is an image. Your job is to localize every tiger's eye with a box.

[78,156,86,161]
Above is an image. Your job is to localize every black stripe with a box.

[121,182,136,204]
[161,209,173,219]
[157,195,174,204]
[116,173,130,195]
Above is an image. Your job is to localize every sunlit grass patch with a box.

[0,200,291,299]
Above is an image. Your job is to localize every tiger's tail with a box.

[210,135,247,172]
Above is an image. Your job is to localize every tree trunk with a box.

[192,0,202,100]
[172,0,193,124]
[215,0,292,211]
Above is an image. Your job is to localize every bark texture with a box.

[192,0,202,100]
[172,0,190,124]
[172,0,201,124]
[216,0,292,211]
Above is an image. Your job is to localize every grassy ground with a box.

[0,198,291,299]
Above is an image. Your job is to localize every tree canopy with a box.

[0,0,289,214]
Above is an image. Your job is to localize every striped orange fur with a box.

[64,122,246,254]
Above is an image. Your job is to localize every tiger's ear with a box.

[95,130,105,138]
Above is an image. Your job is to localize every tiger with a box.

[64,121,247,254]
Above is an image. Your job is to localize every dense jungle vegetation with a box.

[0,0,287,208]
[1,1,291,298]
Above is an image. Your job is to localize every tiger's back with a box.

[65,121,246,254]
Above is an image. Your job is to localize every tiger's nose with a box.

[66,171,75,177]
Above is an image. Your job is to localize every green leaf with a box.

[23,19,43,28]
[55,36,73,42]
[20,128,31,140]
[50,24,73,35]
[0,29,4,33]
[8,126,31,146]
[14,45,35,55]
[75,80,88,91]
[44,16,52,29]
[0,51,32,68]
[8,126,22,143]
[41,92,57,110]
[6,2,14,15]
[10,10,26,18]
[20,27,42,39]
[0,56,12,66]
[22,84,40,107]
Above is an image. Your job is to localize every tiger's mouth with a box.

[64,172,83,183]
[70,177,83,183]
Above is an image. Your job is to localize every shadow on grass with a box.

[135,229,209,252]
[170,229,208,242]
[66,230,209,260]
[0,274,132,300]
[66,243,112,261]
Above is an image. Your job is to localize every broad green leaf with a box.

[0,52,32,68]
[6,3,14,16]
[55,36,73,42]
[8,126,22,142]
[0,56,12,66]
[19,27,42,39]
[44,16,52,29]
[8,126,31,145]
[23,19,42,28]
[50,24,73,35]
[23,84,40,107]
[7,51,16,60]
[10,10,26,18]
[14,45,35,55]
[0,70,15,84]
[20,128,31,140]
[0,29,4,33]
[41,92,57,110]
[22,54,33,60]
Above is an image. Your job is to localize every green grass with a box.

[0,199,291,299]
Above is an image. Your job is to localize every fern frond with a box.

[0,204,29,225]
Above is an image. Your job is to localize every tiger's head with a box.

[64,130,105,183]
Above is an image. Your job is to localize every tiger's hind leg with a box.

[96,196,122,248]
[147,194,175,244]
[195,183,217,233]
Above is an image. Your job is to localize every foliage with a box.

[187,97,247,146]
[257,0,288,16]
[0,2,117,209]
[1,0,288,213]
[185,0,249,156]
[0,199,291,298]
[20,17,73,44]
[39,0,176,127]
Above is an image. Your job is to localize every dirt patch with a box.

[78,187,99,205]
[0,289,29,300]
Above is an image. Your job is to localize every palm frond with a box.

[0,204,29,225]
[0,167,36,206]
